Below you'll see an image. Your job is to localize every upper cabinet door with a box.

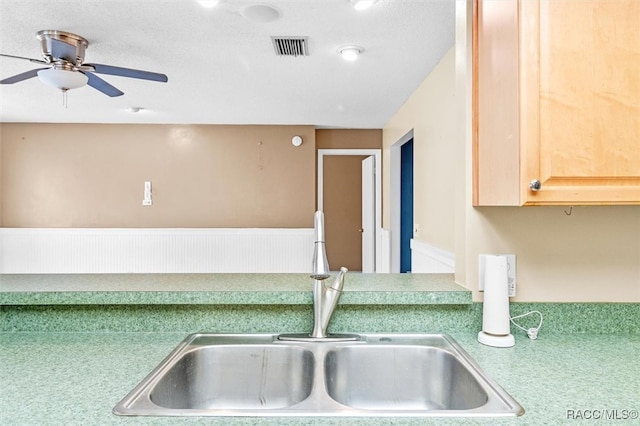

[474,0,640,206]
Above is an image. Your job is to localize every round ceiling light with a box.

[241,4,282,23]
[37,68,88,90]
[339,46,363,61]
[198,0,220,8]
[350,0,378,11]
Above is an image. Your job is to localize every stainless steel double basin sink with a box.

[114,333,524,417]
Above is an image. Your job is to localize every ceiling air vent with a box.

[271,37,309,57]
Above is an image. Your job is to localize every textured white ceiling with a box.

[0,0,455,128]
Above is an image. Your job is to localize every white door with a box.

[361,156,375,272]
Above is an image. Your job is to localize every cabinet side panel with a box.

[474,0,521,206]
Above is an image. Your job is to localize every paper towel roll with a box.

[481,255,510,335]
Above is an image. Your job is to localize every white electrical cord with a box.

[510,310,543,340]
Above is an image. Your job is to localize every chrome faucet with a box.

[280,211,357,342]
[309,211,350,339]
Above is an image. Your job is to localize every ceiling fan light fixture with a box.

[350,0,377,11]
[37,68,87,90]
[339,46,363,61]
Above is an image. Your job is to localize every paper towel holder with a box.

[478,254,515,348]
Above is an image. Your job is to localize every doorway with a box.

[317,149,382,272]
[390,130,414,273]
[400,139,414,273]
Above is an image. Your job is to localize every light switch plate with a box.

[478,254,516,297]
[142,181,152,206]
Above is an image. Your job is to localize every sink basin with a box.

[325,345,488,410]
[150,344,314,410]
[114,333,524,417]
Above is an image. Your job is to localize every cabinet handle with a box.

[529,179,542,192]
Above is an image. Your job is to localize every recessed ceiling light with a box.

[128,107,143,113]
[339,46,363,61]
[198,0,220,8]
[350,0,377,11]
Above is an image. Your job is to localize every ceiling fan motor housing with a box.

[36,30,88,64]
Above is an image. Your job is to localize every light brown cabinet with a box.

[473,0,640,206]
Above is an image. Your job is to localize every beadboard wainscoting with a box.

[0,228,314,273]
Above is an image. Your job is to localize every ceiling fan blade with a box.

[51,38,77,62]
[0,67,48,84]
[0,53,48,64]
[83,72,124,97]
[85,63,168,82]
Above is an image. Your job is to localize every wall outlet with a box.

[506,254,516,297]
[478,254,516,297]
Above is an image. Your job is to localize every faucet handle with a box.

[326,267,348,291]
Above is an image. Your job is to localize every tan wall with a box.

[382,2,640,302]
[1,124,316,228]
[316,129,382,150]
[316,129,382,271]
[467,206,640,302]
[382,49,457,253]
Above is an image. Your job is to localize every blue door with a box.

[400,139,413,273]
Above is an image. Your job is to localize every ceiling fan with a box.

[0,30,168,97]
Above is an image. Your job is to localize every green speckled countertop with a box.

[1,331,638,426]
[1,273,638,425]
[0,273,471,305]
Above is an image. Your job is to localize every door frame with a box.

[361,155,376,273]
[317,149,382,272]
[390,129,414,273]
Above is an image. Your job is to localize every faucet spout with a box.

[310,211,330,280]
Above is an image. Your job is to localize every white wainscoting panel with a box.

[0,228,314,274]
[410,239,455,273]
[376,228,391,273]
